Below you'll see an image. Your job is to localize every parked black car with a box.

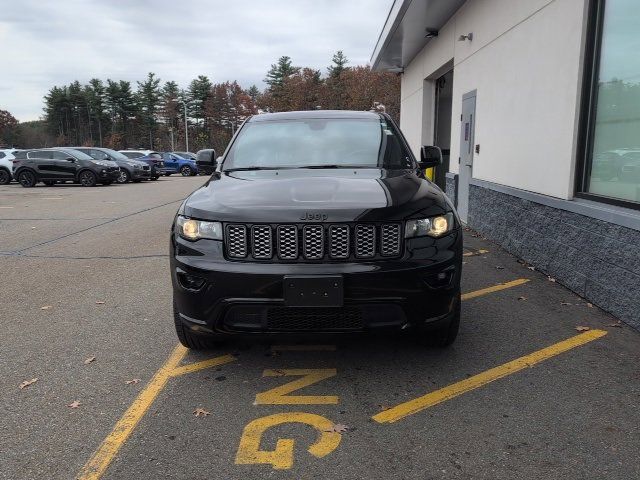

[171,111,462,350]
[195,149,217,175]
[70,147,151,183]
[13,148,120,187]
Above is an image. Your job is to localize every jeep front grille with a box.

[224,223,402,262]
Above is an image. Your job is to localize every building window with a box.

[579,0,640,209]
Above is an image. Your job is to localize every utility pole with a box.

[181,100,189,152]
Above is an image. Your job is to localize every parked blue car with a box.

[161,153,198,176]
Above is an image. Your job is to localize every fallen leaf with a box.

[547,276,556,282]
[67,400,81,408]
[495,266,505,270]
[193,408,211,417]
[40,305,53,310]
[125,378,141,385]
[587,303,593,308]
[83,356,96,365]
[560,302,572,306]
[19,378,38,389]
[324,423,349,433]
[607,321,623,328]
[527,266,535,271]
[95,301,105,305]
[379,405,390,411]
[517,296,527,301]
[575,326,590,332]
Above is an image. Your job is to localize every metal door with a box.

[457,91,476,223]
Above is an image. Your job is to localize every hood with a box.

[184,168,452,223]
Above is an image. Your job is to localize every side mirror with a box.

[419,146,442,169]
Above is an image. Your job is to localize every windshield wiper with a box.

[296,164,372,169]
[224,166,293,172]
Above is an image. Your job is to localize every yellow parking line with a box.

[271,345,337,352]
[171,354,236,377]
[373,329,607,424]
[463,249,489,257]
[462,278,529,301]
[78,346,235,480]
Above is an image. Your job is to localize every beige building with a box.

[372,0,640,328]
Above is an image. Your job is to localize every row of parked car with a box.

[0,148,218,187]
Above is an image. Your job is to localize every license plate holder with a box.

[283,275,343,307]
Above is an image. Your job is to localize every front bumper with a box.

[131,168,151,180]
[99,169,120,181]
[170,229,462,336]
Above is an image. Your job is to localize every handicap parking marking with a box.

[77,345,236,480]
[373,329,608,424]
[255,369,339,405]
[462,278,529,301]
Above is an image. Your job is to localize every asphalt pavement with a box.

[1,176,639,480]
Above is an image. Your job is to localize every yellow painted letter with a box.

[235,412,342,470]
[255,368,338,405]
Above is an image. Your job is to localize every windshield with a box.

[101,148,130,161]
[64,150,94,161]
[223,118,414,171]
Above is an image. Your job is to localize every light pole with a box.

[181,100,189,152]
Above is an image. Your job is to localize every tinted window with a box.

[149,153,162,159]
[121,152,143,158]
[223,118,413,170]
[90,149,110,160]
[52,151,70,160]
[0,153,4,159]
[582,0,640,205]
[28,150,51,159]
[14,151,27,160]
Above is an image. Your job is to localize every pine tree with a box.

[247,85,261,103]
[264,56,299,89]
[137,72,161,148]
[328,51,349,78]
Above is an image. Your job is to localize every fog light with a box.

[423,267,455,289]
[177,272,206,291]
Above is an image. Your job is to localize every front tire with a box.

[116,169,130,184]
[17,170,37,188]
[173,302,221,350]
[0,168,11,185]
[180,165,193,176]
[79,170,97,187]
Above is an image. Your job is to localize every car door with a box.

[52,150,79,180]
[162,153,177,171]
[27,150,56,178]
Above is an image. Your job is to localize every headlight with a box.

[176,215,222,241]
[405,213,454,238]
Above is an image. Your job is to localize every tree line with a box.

[1,52,400,152]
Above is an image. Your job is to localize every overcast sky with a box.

[0,0,393,122]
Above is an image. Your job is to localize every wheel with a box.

[79,170,97,187]
[17,170,37,188]
[0,169,10,185]
[180,165,193,176]
[173,302,221,350]
[116,169,130,184]
[43,180,55,186]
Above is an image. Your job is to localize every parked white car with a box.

[0,148,18,185]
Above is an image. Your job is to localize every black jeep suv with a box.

[170,111,462,349]
[13,148,120,187]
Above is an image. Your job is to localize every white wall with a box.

[400,0,588,200]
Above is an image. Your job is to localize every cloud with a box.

[0,0,393,121]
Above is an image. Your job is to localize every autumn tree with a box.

[0,109,19,146]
